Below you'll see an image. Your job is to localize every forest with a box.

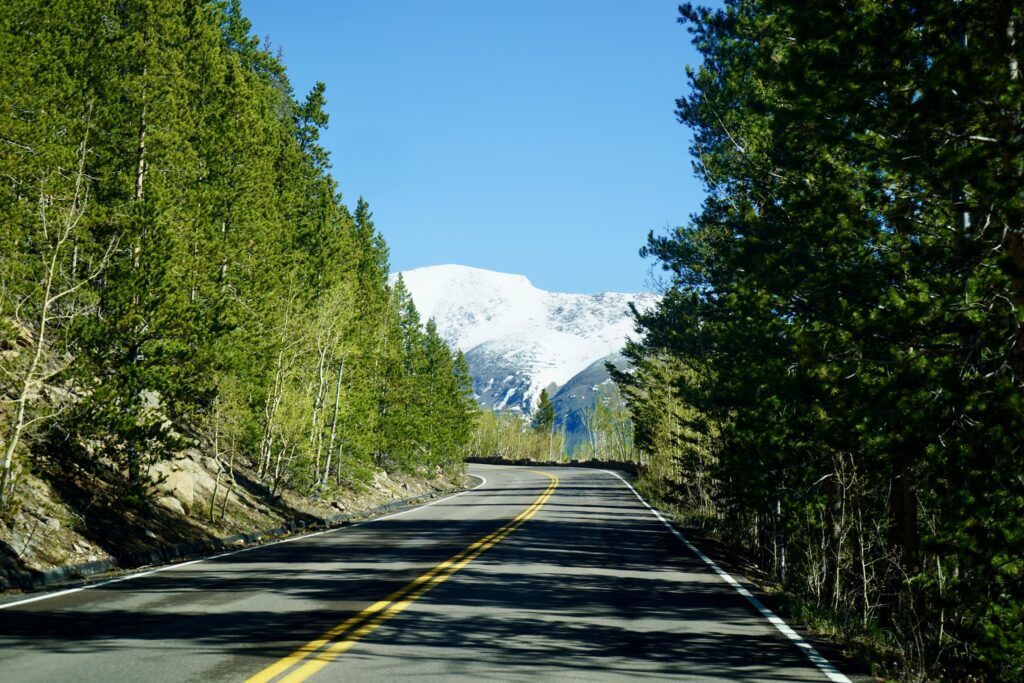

[613,1,1023,679]
[0,0,478,517]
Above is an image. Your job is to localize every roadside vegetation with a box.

[0,0,477,544]
[470,384,638,465]
[612,2,1024,680]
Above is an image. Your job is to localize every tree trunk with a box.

[1,140,95,511]
[208,403,221,523]
[323,356,344,488]
[219,438,236,523]
[309,346,328,478]
[890,462,920,574]
[134,72,147,202]
[258,348,287,479]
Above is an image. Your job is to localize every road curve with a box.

[0,465,854,682]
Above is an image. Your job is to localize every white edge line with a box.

[0,474,488,611]
[603,469,851,683]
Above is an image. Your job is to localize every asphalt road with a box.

[0,465,855,682]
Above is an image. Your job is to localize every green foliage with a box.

[0,0,475,512]
[574,383,639,464]
[618,1,1024,678]
[471,409,568,463]
[531,389,556,433]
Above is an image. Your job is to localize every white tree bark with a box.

[1,137,115,511]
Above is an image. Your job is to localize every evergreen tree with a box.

[619,2,1024,677]
[450,350,479,456]
[0,1,477,515]
[531,389,556,434]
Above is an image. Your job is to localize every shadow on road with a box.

[0,470,826,681]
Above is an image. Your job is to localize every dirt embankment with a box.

[1,450,461,590]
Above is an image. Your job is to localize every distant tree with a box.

[531,389,555,434]
[580,383,637,463]
[451,350,479,454]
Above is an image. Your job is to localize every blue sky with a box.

[242,1,710,294]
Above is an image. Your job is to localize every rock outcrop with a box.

[149,450,221,516]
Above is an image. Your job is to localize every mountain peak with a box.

[402,263,535,287]
[393,264,658,413]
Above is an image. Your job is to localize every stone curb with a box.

[2,484,466,593]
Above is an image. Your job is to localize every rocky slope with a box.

[0,450,459,589]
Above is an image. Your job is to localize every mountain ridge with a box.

[393,264,658,416]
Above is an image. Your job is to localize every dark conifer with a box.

[531,390,556,434]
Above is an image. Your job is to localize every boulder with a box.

[175,451,219,498]
[148,450,221,514]
[153,471,194,514]
[149,461,174,484]
[155,496,185,516]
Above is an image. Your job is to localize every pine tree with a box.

[623,1,1024,676]
[531,389,555,434]
[451,350,479,459]
[0,0,478,519]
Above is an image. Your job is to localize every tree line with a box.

[0,0,478,514]
[614,1,1023,679]
[468,385,638,465]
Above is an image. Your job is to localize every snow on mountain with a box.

[393,264,658,413]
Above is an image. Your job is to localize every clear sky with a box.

[241,1,711,294]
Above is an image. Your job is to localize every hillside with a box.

[0,2,477,589]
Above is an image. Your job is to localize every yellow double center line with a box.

[246,471,559,683]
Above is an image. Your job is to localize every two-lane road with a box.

[0,465,853,681]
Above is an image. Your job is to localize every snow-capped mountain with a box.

[393,264,659,415]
